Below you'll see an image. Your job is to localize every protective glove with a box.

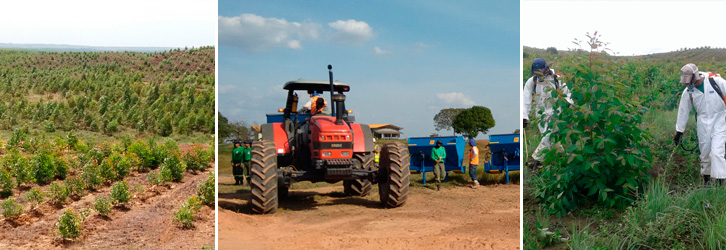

[674,131,683,146]
[523,119,529,128]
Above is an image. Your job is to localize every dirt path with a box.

[0,165,215,249]
[218,176,520,250]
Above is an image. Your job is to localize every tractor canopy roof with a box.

[283,80,350,94]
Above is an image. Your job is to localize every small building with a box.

[369,124,403,139]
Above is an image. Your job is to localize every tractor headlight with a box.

[320,135,325,140]
[346,135,350,140]
[322,151,332,157]
[341,151,350,156]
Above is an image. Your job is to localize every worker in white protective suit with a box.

[522,58,573,167]
[674,63,726,185]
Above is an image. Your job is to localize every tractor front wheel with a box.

[378,141,410,208]
[249,140,279,214]
[344,153,373,196]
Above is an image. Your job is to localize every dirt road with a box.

[218,175,520,250]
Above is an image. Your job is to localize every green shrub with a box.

[184,146,210,173]
[110,180,130,205]
[104,119,119,134]
[164,153,186,182]
[48,182,68,205]
[87,148,104,165]
[66,130,79,150]
[81,163,103,190]
[0,168,14,198]
[173,196,201,228]
[57,209,82,239]
[147,170,161,185]
[6,151,31,187]
[7,128,25,149]
[32,151,55,185]
[24,188,44,209]
[64,177,86,199]
[44,120,56,132]
[2,197,23,219]
[148,138,166,168]
[93,197,112,217]
[54,156,69,180]
[197,171,214,206]
[120,135,133,151]
[110,153,130,180]
[128,140,155,171]
[99,159,114,182]
[533,40,652,217]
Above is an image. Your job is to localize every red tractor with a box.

[249,65,410,214]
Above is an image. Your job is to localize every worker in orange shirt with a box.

[468,139,480,187]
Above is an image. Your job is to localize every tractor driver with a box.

[311,96,327,116]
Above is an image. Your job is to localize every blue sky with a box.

[218,0,520,139]
[0,0,215,47]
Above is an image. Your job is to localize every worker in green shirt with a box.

[431,140,446,191]
[242,140,253,184]
[231,140,245,185]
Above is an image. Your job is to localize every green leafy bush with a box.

[0,168,14,198]
[32,150,55,185]
[197,171,214,206]
[66,130,78,150]
[164,153,186,182]
[184,146,210,173]
[2,197,23,219]
[94,197,112,217]
[48,182,68,205]
[57,209,82,239]
[44,120,56,132]
[6,150,31,187]
[173,196,202,228]
[99,159,114,182]
[54,156,69,180]
[81,163,103,190]
[7,128,26,149]
[110,153,130,180]
[147,170,161,185]
[64,177,86,199]
[24,188,44,209]
[533,41,652,217]
[110,180,131,205]
[128,140,155,171]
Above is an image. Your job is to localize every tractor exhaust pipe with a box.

[328,65,336,117]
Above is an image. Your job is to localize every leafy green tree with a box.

[451,106,496,139]
[433,108,465,135]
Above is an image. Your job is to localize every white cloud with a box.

[218,14,320,52]
[436,92,476,107]
[328,19,374,45]
[374,46,391,55]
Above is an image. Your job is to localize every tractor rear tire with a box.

[344,153,373,196]
[249,140,279,214]
[378,141,410,208]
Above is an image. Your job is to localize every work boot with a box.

[436,180,441,191]
[472,180,479,188]
[704,175,711,185]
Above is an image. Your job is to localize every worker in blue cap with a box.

[468,138,480,187]
[522,58,572,169]
[431,140,446,191]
